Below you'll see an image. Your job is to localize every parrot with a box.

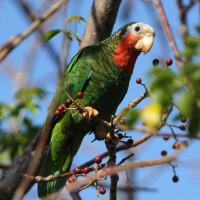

[38,22,155,198]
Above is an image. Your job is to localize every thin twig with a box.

[0,0,68,62]
[113,90,149,126]
[152,0,183,70]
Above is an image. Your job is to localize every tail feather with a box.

[37,136,84,198]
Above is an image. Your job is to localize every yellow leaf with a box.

[141,103,162,128]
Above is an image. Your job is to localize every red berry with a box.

[136,78,142,84]
[54,110,60,116]
[82,166,90,174]
[172,175,179,183]
[68,176,75,183]
[77,92,84,99]
[127,139,134,145]
[153,59,159,67]
[118,133,123,139]
[166,59,173,66]
[74,167,82,174]
[99,187,106,195]
[180,117,187,123]
[66,98,72,105]
[94,156,102,164]
[163,134,170,141]
[58,105,64,112]
[161,150,167,157]
[61,104,66,108]
[119,119,125,124]
[173,142,180,150]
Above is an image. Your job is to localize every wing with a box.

[45,45,101,123]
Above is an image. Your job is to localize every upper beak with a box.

[135,32,155,54]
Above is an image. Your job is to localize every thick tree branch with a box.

[80,0,122,49]
[0,0,68,62]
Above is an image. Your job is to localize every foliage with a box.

[0,87,46,161]
[149,26,200,136]
[44,16,86,43]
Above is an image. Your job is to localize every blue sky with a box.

[0,0,199,199]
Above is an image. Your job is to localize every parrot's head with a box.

[113,22,155,74]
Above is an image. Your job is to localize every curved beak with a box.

[135,30,155,54]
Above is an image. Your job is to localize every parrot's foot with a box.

[80,106,99,121]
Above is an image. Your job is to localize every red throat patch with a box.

[113,33,142,74]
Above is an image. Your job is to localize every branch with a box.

[106,156,175,176]
[176,0,198,36]
[113,89,149,126]
[80,0,122,49]
[0,0,68,62]
[152,0,183,69]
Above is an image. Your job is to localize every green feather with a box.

[38,22,142,198]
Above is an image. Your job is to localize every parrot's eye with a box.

[135,26,140,32]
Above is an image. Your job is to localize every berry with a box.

[180,117,187,123]
[82,166,90,174]
[179,125,186,131]
[66,98,72,105]
[68,176,75,183]
[127,139,134,145]
[77,92,84,99]
[142,121,147,126]
[173,142,180,150]
[162,107,168,114]
[94,156,102,164]
[172,175,179,183]
[181,140,189,147]
[136,78,142,84]
[74,167,82,174]
[163,134,170,141]
[118,133,123,139]
[153,59,159,67]
[161,150,167,157]
[140,108,145,112]
[58,105,64,112]
[119,119,125,124]
[166,59,173,66]
[54,110,60,116]
[61,103,66,108]
[99,187,106,195]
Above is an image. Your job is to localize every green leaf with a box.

[44,29,62,43]
[61,30,73,41]
[66,16,86,26]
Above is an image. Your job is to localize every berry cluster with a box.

[54,91,84,116]
[118,119,134,145]
[67,156,106,195]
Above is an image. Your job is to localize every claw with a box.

[80,106,99,121]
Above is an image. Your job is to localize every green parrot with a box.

[38,22,155,198]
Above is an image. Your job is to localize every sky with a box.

[0,0,200,200]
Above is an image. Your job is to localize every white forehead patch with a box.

[127,22,155,35]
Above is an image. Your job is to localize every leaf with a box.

[61,30,73,41]
[66,16,86,26]
[44,29,62,43]
[141,103,162,128]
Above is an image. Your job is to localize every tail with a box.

[37,133,84,198]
